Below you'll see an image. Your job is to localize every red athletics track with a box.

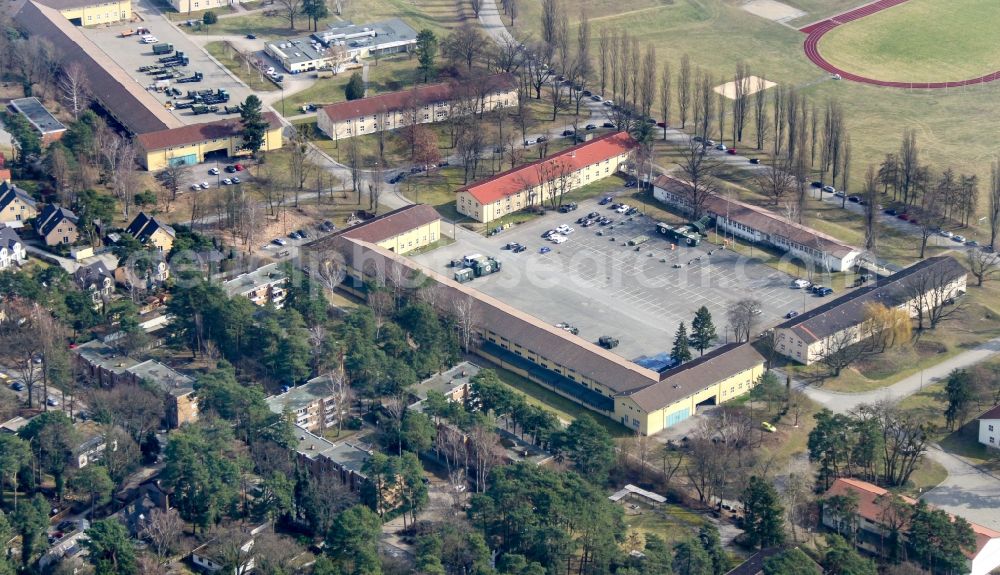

[800,0,1000,88]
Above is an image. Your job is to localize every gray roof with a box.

[266,376,335,414]
[14,1,182,135]
[0,225,22,250]
[777,256,968,343]
[73,340,140,374]
[0,181,37,211]
[408,361,479,407]
[74,260,113,289]
[624,343,765,412]
[9,97,66,135]
[222,263,288,298]
[35,204,77,237]
[125,212,176,243]
[126,360,194,396]
[293,425,370,477]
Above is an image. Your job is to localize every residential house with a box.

[34,204,79,246]
[124,359,198,428]
[317,74,518,142]
[977,405,1000,450]
[72,421,118,468]
[74,261,115,307]
[266,19,418,74]
[191,524,269,575]
[823,478,1000,575]
[455,132,637,223]
[652,174,862,272]
[0,180,38,225]
[0,226,27,270]
[293,425,370,493]
[266,375,338,433]
[114,257,170,292]
[222,263,288,307]
[125,212,176,253]
[774,256,968,364]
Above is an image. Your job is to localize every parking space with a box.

[80,11,254,125]
[412,192,826,362]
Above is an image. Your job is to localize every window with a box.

[992,437,996,444]
[991,425,995,432]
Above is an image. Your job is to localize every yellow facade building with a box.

[42,0,131,25]
[336,204,442,255]
[307,226,767,436]
[456,132,636,223]
[137,112,285,171]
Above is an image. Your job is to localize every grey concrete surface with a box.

[412,191,827,361]
[922,444,1000,530]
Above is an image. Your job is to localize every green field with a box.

[818,0,1000,83]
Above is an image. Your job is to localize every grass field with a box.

[205,41,278,91]
[818,0,1000,83]
[281,56,423,114]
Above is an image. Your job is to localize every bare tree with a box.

[862,165,879,252]
[818,327,867,376]
[678,53,692,129]
[275,0,304,29]
[443,24,484,72]
[990,160,1000,251]
[753,75,768,150]
[726,298,762,343]
[452,295,480,353]
[638,45,656,121]
[140,508,183,563]
[695,71,715,142]
[675,139,721,220]
[597,27,609,96]
[59,62,89,121]
[732,61,751,142]
[12,36,57,100]
[658,61,671,140]
[753,160,796,206]
[904,261,966,330]
[967,249,1000,287]
[469,425,501,493]
[899,128,920,206]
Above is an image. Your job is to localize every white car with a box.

[142,36,158,43]
[200,182,210,189]
[822,185,836,194]
[222,178,232,185]
[939,230,954,238]
[208,167,220,175]
[615,205,629,214]
[550,235,567,244]
[190,184,201,191]
[555,224,570,233]
[792,278,812,289]
[715,143,727,151]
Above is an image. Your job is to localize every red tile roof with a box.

[319,73,517,124]
[825,478,1000,557]
[136,112,282,152]
[458,131,637,205]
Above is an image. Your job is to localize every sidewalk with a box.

[792,335,1000,414]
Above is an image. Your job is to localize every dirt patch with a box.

[713,75,777,99]
[741,0,805,23]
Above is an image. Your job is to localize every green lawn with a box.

[818,0,1000,83]
[281,56,422,115]
[204,41,278,92]
[624,503,709,550]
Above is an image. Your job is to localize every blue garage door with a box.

[168,154,198,167]
[665,408,690,428]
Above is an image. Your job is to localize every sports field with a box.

[817,0,1000,83]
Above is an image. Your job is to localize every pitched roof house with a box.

[0,225,27,270]
[0,180,38,225]
[976,404,1000,450]
[34,204,79,246]
[74,261,115,305]
[125,212,176,252]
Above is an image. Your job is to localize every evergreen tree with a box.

[944,368,973,429]
[415,29,438,82]
[12,495,49,566]
[327,505,382,575]
[553,415,614,483]
[238,95,268,156]
[908,500,976,574]
[344,72,365,100]
[301,0,328,31]
[673,539,713,575]
[699,524,728,575]
[690,306,717,356]
[763,548,821,575]
[741,476,785,549]
[823,534,877,575]
[671,322,693,364]
[84,519,137,575]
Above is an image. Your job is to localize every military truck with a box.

[152,43,174,55]
[655,222,701,246]
[470,256,501,277]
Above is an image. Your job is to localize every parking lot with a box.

[81,10,253,125]
[412,192,828,361]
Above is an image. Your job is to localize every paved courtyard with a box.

[80,0,254,126]
[413,191,827,362]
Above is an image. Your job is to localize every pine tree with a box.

[690,306,717,356]
[344,72,365,101]
[415,29,438,82]
[741,475,786,550]
[238,95,268,156]
[671,322,692,364]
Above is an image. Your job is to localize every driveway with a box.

[921,444,1000,530]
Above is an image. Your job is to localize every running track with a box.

[800,0,1000,88]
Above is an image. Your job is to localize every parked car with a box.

[761,422,777,433]
[536,136,547,143]
[225,165,237,173]
[785,310,799,319]
[234,163,244,171]
[791,278,811,289]
[231,176,241,184]
[884,208,898,216]
[816,287,834,296]
[558,202,578,213]
[715,143,727,151]
[288,231,302,240]
[598,196,613,205]
[591,94,602,101]
[555,224,574,234]
[749,158,760,165]
[200,182,209,189]
[726,148,737,155]
[615,205,629,214]
[587,211,600,219]
[603,100,613,106]
[598,335,619,349]
[966,240,980,247]
[952,235,966,243]
[272,238,287,246]
[539,246,552,254]
[550,235,567,244]
[190,184,201,191]
[848,195,860,203]
[221,178,232,185]
[822,185,836,194]
[10,382,24,392]
[657,121,666,128]
[810,181,823,188]
[585,124,597,130]
[208,167,219,175]
[542,230,557,239]
[46,396,59,407]
[834,191,846,198]
[602,122,616,128]
[939,230,954,238]
[512,244,527,253]
[561,129,575,137]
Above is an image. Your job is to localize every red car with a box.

[234,163,244,171]
[897,213,909,221]
[727,148,737,155]
[656,122,666,128]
